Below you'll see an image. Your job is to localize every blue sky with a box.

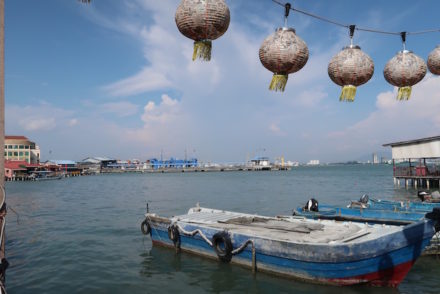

[5,0,440,163]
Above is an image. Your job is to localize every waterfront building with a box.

[4,160,40,180]
[383,135,440,188]
[307,160,320,166]
[373,153,379,164]
[4,135,40,164]
[148,158,198,169]
[249,157,271,170]
[44,160,82,176]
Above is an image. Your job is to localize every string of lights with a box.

[174,0,440,99]
[271,0,440,36]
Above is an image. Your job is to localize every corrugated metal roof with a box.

[5,160,39,170]
[383,136,440,147]
[5,135,29,140]
[48,160,77,165]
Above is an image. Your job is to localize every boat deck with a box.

[170,207,403,245]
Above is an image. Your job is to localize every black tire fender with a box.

[141,219,151,235]
[168,225,181,248]
[212,231,233,262]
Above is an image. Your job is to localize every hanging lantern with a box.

[175,0,230,61]
[328,25,374,102]
[383,32,427,100]
[259,3,309,92]
[427,45,440,75]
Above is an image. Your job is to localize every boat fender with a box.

[141,219,151,235]
[168,224,181,248]
[212,231,233,262]
[426,207,440,232]
[304,198,319,212]
[418,191,430,202]
[359,194,369,204]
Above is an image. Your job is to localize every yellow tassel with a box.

[193,40,212,61]
[397,86,412,100]
[339,85,357,102]
[269,74,288,92]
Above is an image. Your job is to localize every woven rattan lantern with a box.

[383,32,427,100]
[328,26,374,102]
[328,46,374,102]
[428,45,440,75]
[175,0,230,61]
[259,3,309,92]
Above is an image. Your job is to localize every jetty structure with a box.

[383,135,440,188]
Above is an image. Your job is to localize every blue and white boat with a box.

[349,194,440,212]
[141,205,440,287]
[30,171,64,181]
[294,203,426,224]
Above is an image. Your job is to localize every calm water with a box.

[4,165,440,293]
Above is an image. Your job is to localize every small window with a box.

[8,145,12,149]
[8,152,12,156]
[19,152,23,156]
[19,145,24,149]
[25,152,29,156]
[13,152,18,156]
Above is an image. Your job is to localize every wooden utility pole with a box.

[0,0,7,290]
[0,0,4,190]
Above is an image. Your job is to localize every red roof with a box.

[5,135,29,140]
[5,160,40,170]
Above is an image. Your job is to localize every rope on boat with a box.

[174,223,213,247]
[141,212,258,271]
[231,239,257,273]
[173,223,257,272]
[231,239,254,255]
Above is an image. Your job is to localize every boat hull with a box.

[146,214,435,287]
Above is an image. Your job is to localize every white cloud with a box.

[269,122,287,137]
[100,101,139,117]
[295,89,328,107]
[6,103,75,132]
[103,68,172,97]
[68,119,79,127]
[141,94,180,124]
[325,75,440,155]
[22,117,56,131]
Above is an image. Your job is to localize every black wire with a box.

[292,6,348,28]
[271,0,440,36]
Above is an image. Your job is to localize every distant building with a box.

[373,153,379,164]
[148,157,198,169]
[249,157,271,170]
[5,135,40,164]
[78,157,118,174]
[4,160,40,180]
[307,160,320,166]
[383,135,440,188]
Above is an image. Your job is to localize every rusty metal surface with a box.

[175,0,230,42]
[383,51,427,87]
[328,46,374,87]
[259,28,309,75]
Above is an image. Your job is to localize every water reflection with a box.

[141,243,400,294]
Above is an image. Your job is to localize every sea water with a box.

[5,165,440,293]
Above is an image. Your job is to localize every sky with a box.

[5,0,440,163]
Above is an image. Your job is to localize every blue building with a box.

[149,158,198,169]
